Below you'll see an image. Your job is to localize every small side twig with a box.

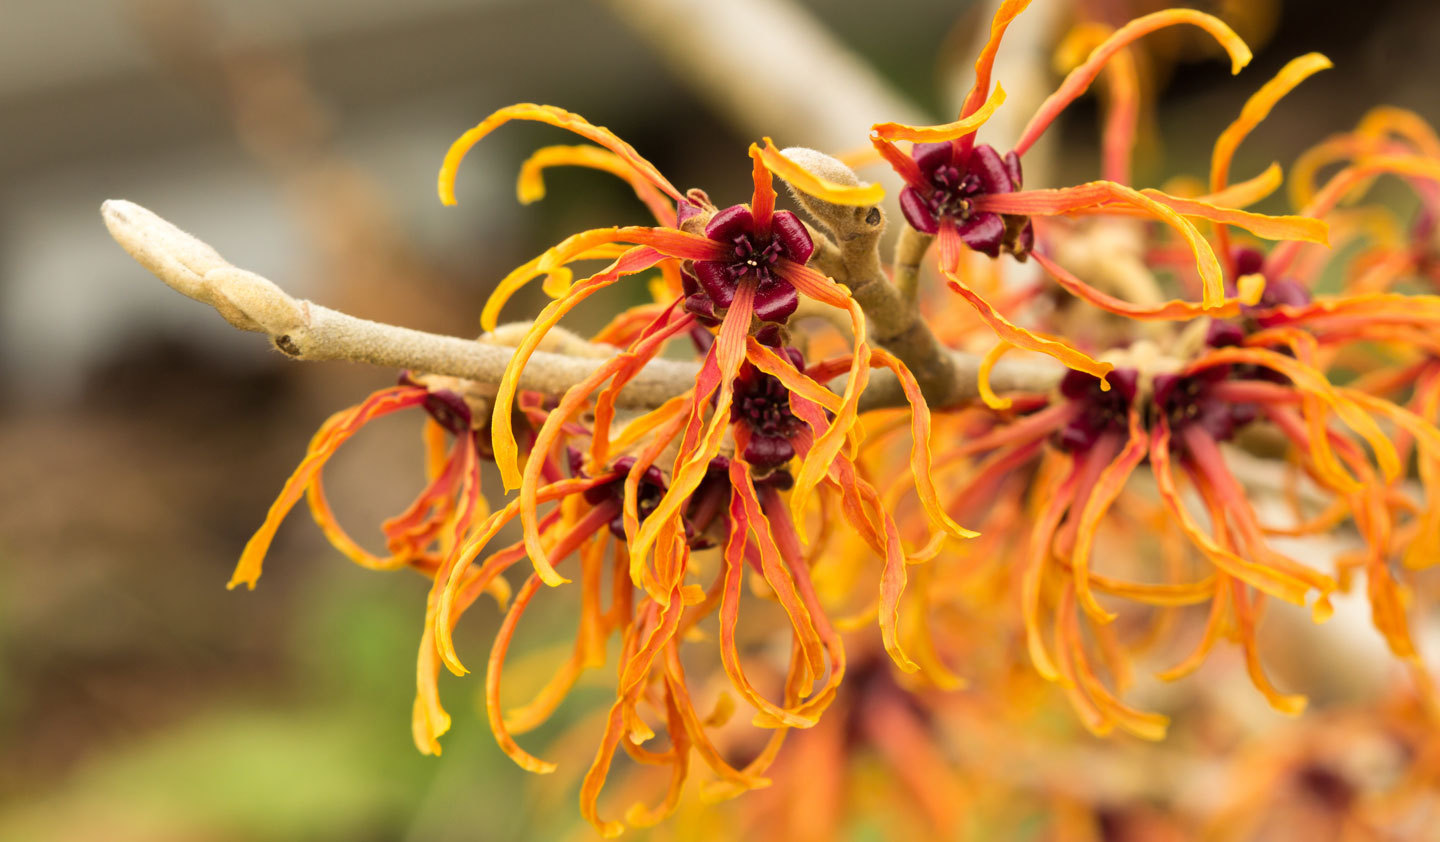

[779,148,973,407]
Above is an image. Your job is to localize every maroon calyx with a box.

[1213,247,1314,341]
[733,347,807,472]
[1153,367,1258,445]
[683,204,813,325]
[898,142,1033,259]
[1054,369,1138,452]
[571,452,668,540]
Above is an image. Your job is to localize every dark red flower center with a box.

[897,142,1032,259]
[1054,369,1138,452]
[683,204,813,326]
[733,348,806,470]
[1153,367,1258,444]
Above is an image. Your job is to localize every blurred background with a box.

[2,0,1438,839]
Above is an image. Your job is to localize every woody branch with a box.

[102,198,1061,409]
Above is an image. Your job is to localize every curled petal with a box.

[1142,189,1328,245]
[958,0,1033,121]
[870,346,979,541]
[1196,162,1283,208]
[1210,52,1332,262]
[1033,251,1255,320]
[230,386,428,589]
[757,138,885,206]
[516,143,677,226]
[482,226,721,331]
[1015,9,1251,157]
[777,265,870,538]
[1211,53,1332,195]
[748,144,777,237]
[977,341,1015,410]
[486,575,559,773]
[1150,418,1317,605]
[1070,408,1148,622]
[1189,346,1401,482]
[872,84,1007,144]
[745,338,841,413]
[1057,22,1141,185]
[975,181,1237,307]
[491,246,670,488]
[438,103,683,206]
[936,224,1113,381]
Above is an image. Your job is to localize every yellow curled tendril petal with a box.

[974,180,1228,307]
[1199,162,1283,208]
[782,266,870,541]
[935,226,1114,381]
[1015,9,1251,157]
[516,143,677,225]
[756,138,885,206]
[1140,188,1330,246]
[869,346,979,541]
[977,342,1015,410]
[1356,105,1440,156]
[959,0,1032,119]
[438,103,682,206]
[872,84,1006,143]
[1211,53,1332,194]
[230,387,426,590]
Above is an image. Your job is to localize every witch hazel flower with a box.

[896,140,1032,259]
[865,3,1330,384]
[683,204,813,325]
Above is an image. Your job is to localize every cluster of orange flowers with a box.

[226,1,1440,836]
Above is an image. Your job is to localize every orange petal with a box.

[936,225,1114,380]
[870,345,979,540]
[977,341,1015,410]
[779,264,871,540]
[871,84,1006,143]
[516,143,677,226]
[975,181,1228,306]
[1211,53,1332,195]
[491,245,670,488]
[1015,9,1250,157]
[1033,250,1250,320]
[749,144,777,235]
[438,103,682,206]
[1070,408,1148,623]
[757,138,885,206]
[958,0,1033,121]
[229,386,427,590]
[1056,22,1140,185]
[1201,162,1283,209]
[1209,52,1331,263]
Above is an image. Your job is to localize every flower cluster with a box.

[209,0,1440,835]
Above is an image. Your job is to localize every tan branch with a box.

[779,148,980,408]
[100,200,694,409]
[103,199,1064,412]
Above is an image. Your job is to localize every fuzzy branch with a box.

[100,200,694,408]
[102,199,1063,410]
